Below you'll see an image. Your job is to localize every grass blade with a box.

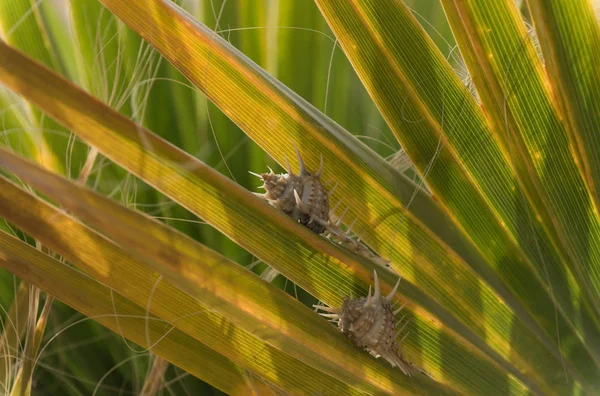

[139,356,169,396]
[10,291,52,396]
[0,282,29,393]
[0,0,64,173]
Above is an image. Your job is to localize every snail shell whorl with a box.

[316,271,419,376]
[296,175,329,233]
[339,295,396,353]
[259,148,329,234]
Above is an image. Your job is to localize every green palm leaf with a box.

[0,39,526,394]
[0,231,272,396]
[526,0,600,225]
[0,148,453,394]
[315,0,600,390]
[1,0,599,394]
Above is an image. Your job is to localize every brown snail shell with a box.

[253,145,329,234]
[314,270,425,376]
[251,145,391,268]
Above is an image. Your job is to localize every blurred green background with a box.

[0,1,457,394]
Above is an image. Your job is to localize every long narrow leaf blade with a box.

[6,188,379,394]
[0,0,64,173]
[0,149,460,395]
[0,232,271,396]
[0,282,29,392]
[526,0,600,214]
[0,181,371,396]
[314,0,600,391]
[440,0,600,320]
[0,18,557,396]
[89,5,600,392]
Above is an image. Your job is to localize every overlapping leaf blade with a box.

[0,173,377,395]
[1,0,598,393]
[93,0,491,287]
[526,0,600,211]
[0,231,271,396]
[0,152,450,395]
[0,38,537,394]
[92,0,597,392]
[440,0,600,316]
[315,0,600,391]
